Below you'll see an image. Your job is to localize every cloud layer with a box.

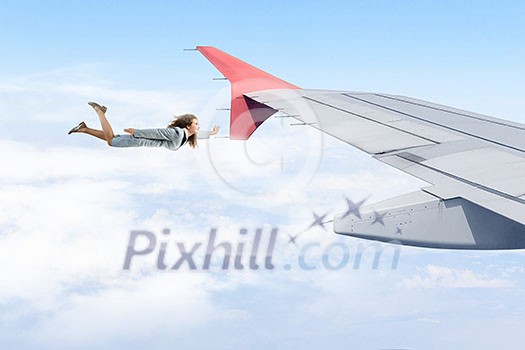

[2,66,525,350]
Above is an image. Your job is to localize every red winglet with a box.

[197,46,300,140]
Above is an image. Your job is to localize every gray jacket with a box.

[111,127,211,150]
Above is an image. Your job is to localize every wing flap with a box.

[424,183,525,225]
[421,147,525,197]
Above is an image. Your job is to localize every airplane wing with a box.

[197,46,525,250]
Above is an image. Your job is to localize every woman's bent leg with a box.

[90,103,115,146]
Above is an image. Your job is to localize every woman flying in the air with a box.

[68,102,219,150]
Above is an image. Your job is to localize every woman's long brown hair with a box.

[167,114,198,148]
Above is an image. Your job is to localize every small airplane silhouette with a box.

[371,210,387,226]
[308,211,331,230]
[342,196,367,219]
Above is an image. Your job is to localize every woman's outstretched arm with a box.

[197,125,220,139]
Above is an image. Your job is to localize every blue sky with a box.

[1,1,525,349]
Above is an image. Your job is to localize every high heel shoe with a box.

[68,121,87,135]
[88,102,108,113]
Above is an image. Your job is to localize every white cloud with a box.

[417,317,441,324]
[400,265,514,289]
[0,118,353,347]
[3,62,525,350]
[31,273,218,348]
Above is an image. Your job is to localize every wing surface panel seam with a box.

[343,93,525,154]
[375,93,525,131]
[302,96,440,144]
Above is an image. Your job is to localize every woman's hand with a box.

[210,125,220,136]
[124,128,135,136]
